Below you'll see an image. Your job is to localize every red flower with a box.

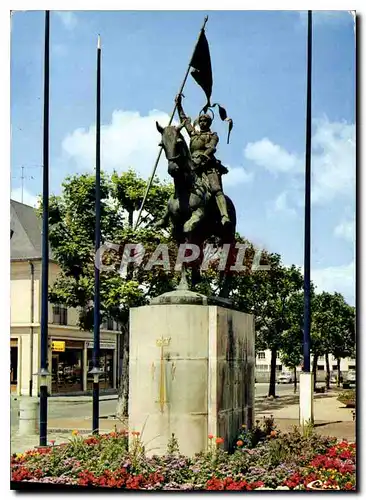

[215,437,224,445]
[236,440,244,447]
[208,434,214,440]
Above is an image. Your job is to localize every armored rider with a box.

[175,94,231,227]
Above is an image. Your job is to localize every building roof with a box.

[10,199,55,261]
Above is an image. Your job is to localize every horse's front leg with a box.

[183,193,205,234]
[154,196,175,229]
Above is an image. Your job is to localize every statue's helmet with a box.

[198,113,212,125]
[195,109,214,128]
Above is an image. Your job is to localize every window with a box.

[317,365,325,371]
[102,318,114,330]
[276,365,282,371]
[332,365,338,371]
[52,305,67,325]
[348,365,355,371]
[52,346,83,394]
[256,364,269,371]
[276,352,280,359]
[257,352,266,359]
[87,349,114,390]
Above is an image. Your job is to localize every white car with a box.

[277,373,293,384]
[343,370,356,388]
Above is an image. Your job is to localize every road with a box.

[10,398,119,432]
[11,383,296,432]
[255,382,296,397]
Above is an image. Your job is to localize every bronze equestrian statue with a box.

[155,95,237,296]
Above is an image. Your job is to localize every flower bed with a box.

[11,425,356,491]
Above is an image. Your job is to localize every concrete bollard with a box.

[18,398,39,435]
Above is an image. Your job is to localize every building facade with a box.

[255,350,355,382]
[10,200,121,396]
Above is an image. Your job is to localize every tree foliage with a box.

[43,169,175,331]
[41,169,355,406]
[232,254,304,396]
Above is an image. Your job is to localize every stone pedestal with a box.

[299,372,314,427]
[129,293,254,457]
[18,397,39,435]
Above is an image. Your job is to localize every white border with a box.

[2,3,362,498]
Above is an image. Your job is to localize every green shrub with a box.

[337,390,356,407]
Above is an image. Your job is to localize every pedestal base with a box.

[129,301,254,456]
[18,397,39,436]
[299,372,314,427]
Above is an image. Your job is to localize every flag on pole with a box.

[190,29,213,109]
[190,29,233,144]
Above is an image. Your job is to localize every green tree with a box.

[279,291,306,393]
[43,170,175,416]
[232,253,303,397]
[311,292,355,390]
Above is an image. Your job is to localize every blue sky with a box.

[10,10,356,304]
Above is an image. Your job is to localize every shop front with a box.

[51,340,84,394]
[86,341,115,391]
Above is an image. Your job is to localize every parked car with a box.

[330,373,337,384]
[277,372,293,384]
[343,370,356,389]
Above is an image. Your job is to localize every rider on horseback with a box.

[175,94,231,228]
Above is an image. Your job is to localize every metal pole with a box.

[134,15,209,230]
[303,10,312,373]
[39,9,50,447]
[91,34,102,434]
[21,166,24,203]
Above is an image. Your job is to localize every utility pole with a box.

[39,9,51,447]
[21,166,24,203]
[300,10,314,428]
[89,34,104,435]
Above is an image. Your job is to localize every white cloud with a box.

[55,11,78,30]
[311,261,355,305]
[244,118,355,207]
[244,138,301,175]
[311,118,355,204]
[334,215,355,243]
[62,109,173,181]
[224,165,253,187]
[11,187,38,208]
[62,109,254,190]
[272,191,297,217]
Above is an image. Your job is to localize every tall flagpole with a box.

[300,10,313,427]
[303,10,312,374]
[39,9,50,447]
[90,34,103,434]
[134,15,208,230]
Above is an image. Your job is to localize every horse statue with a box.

[155,121,237,297]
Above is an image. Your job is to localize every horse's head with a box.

[156,122,189,178]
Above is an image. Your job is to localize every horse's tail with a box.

[224,195,237,239]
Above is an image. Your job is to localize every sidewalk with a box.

[11,393,118,403]
[255,391,355,442]
[11,418,127,454]
[11,391,355,454]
